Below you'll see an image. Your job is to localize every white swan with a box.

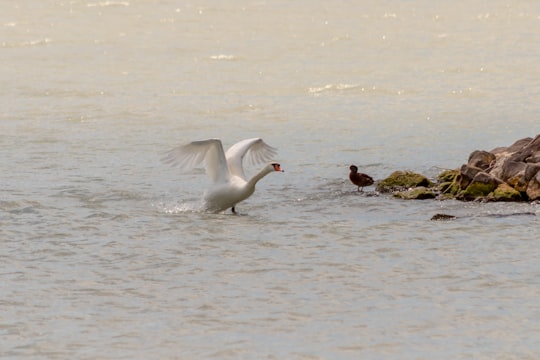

[162,138,284,213]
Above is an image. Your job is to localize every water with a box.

[2,1,540,358]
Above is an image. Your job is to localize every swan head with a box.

[272,163,284,172]
[350,165,358,173]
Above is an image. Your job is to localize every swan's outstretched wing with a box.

[225,138,277,179]
[161,139,230,183]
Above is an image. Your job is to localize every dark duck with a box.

[349,165,374,192]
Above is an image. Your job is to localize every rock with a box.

[473,171,503,187]
[511,163,540,193]
[438,181,460,197]
[489,153,512,180]
[500,160,526,188]
[437,169,460,197]
[468,150,496,170]
[489,183,522,202]
[491,137,533,155]
[437,169,459,183]
[459,183,492,200]
[526,171,540,200]
[376,171,432,193]
[457,164,482,189]
[526,151,540,163]
[393,186,436,200]
[524,163,540,182]
[458,172,502,200]
[430,213,457,221]
[509,134,540,163]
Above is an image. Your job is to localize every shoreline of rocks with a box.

[376,134,540,202]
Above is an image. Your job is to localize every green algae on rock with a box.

[489,183,523,202]
[376,171,432,193]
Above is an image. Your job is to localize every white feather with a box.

[225,138,277,179]
[161,139,229,183]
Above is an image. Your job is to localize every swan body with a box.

[349,165,374,192]
[162,138,283,213]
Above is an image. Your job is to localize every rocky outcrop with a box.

[464,134,540,201]
[446,134,540,201]
[379,134,540,202]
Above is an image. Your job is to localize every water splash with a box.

[209,54,237,61]
[307,83,361,94]
[153,199,205,214]
[87,1,130,7]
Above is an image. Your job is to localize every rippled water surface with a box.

[2,1,540,359]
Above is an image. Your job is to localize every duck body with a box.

[162,138,283,213]
[349,165,374,192]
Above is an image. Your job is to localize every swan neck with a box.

[247,165,273,187]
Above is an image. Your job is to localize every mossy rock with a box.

[393,186,437,200]
[376,171,432,193]
[489,183,522,201]
[438,180,460,196]
[459,181,498,200]
[437,169,459,183]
